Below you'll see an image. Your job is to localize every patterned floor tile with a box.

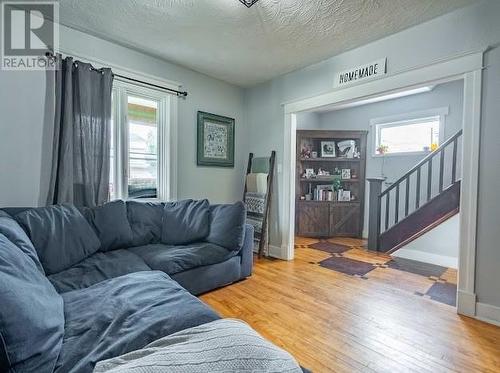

[387,257,448,278]
[297,236,458,307]
[426,282,457,306]
[319,256,375,276]
[310,241,350,254]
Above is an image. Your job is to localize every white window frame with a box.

[111,79,178,202]
[370,107,449,157]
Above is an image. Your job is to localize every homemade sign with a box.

[335,58,387,88]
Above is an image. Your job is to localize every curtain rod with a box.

[45,52,188,97]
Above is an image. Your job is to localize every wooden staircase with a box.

[367,129,462,253]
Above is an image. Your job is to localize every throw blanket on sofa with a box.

[94,319,302,373]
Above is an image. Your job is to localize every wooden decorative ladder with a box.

[367,129,463,253]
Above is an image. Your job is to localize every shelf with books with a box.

[299,157,363,162]
[299,178,359,183]
[295,129,367,238]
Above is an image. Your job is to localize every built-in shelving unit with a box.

[295,130,367,238]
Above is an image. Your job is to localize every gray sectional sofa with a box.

[0,199,254,372]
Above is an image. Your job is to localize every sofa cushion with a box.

[128,242,233,275]
[161,199,210,245]
[48,249,151,293]
[0,210,44,274]
[54,271,219,373]
[126,201,164,246]
[87,200,134,251]
[15,205,101,275]
[207,201,246,251]
[0,233,64,373]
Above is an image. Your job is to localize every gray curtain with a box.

[47,56,114,207]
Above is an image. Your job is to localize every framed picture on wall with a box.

[197,111,235,167]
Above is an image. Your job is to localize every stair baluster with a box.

[367,129,463,251]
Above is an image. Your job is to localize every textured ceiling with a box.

[58,0,475,87]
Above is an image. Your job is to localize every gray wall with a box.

[0,24,247,207]
[245,0,500,308]
[296,80,464,236]
[476,46,500,308]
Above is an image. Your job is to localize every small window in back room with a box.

[374,116,441,156]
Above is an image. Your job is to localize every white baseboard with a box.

[475,302,500,326]
[268,245,288,260]
[391,248,458,269]
[457,290,476,317]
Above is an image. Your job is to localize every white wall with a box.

[0,24,247,207]
[245,0,500,309]
[392,214,460,269]
[296,80,463,236]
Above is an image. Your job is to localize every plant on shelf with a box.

[332,178,342,191]
[300,147,311,159]
[376,144,389,155]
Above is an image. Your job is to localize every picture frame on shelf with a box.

[338,190,351,202]
[321,141,336,158]
[197,111,235,167]
[305,168,315,178]
[341,169,351,179]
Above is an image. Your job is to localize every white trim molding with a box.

[476,302,500,326]
[268,245,289,260]
[391,248,458,269]
[370,106,449,157]
[282,50,485,319]
[457,290,477,317]
[457,69,482,312]
[111,80,178,203]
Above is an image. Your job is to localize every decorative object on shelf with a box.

[332,178,342,192]
[321,141,336,157]
[317,168,330,176]
[305,168,315,179]
[300,147,311,159]
[239,0,259,8]
[376,144,389,155]
[338,190,351,202]
[341,169,351,180]
[337,140,356,158]
[305,183,313,200]
[311,151,318,158]
[353,146,361,158]
[197,111,235,167]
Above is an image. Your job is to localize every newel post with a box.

[367,177,384,251]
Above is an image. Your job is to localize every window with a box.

[127,96,159,199]
[372,108,447,156]
[110,80,175,201]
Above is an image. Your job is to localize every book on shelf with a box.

[314,185,335,201]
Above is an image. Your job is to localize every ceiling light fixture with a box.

[239,0,259,8]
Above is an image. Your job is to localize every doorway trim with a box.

[282,50,484,317]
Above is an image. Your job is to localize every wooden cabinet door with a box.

[330,203,361,237]
[296,201,330,237]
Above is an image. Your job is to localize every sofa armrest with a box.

[239,224,254,278]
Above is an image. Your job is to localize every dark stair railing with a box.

[368,129,463,251]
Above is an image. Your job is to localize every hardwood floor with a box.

[201,238,500,372]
